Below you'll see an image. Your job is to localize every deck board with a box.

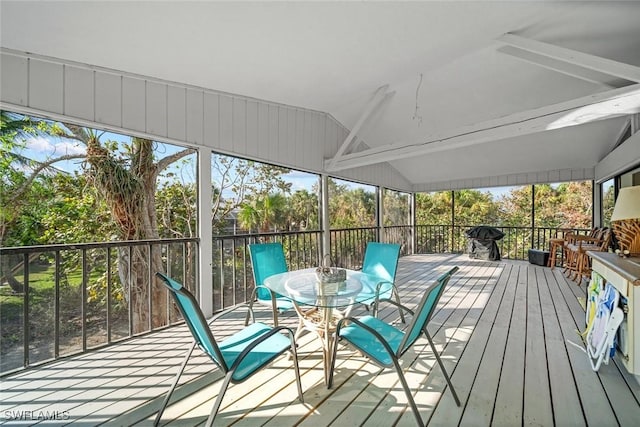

[1,254,639,426]
[539,267,585,426]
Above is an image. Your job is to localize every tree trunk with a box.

[86,137,169,334]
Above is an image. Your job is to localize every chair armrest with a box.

[373,296,415,316]
[227,325,297,372]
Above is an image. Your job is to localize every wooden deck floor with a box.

[2,254,639,426]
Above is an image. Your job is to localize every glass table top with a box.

[263,267,393,308]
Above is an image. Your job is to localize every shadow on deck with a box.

[1,254,639,426]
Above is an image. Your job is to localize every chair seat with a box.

[340,315,404,366]
[219,322,292,381]
[254,296,295,313]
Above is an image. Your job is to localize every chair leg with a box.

[244,299,255,326]
[392,357,425,427]
[394,288,406,323]
[205,372,233,427]
[244,288,258,326]
[327,330,342,389]
[154,342,197,426]
[425,331,460,407]
[287,330,305,403]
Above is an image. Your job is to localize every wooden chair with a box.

[564,228,611,284]
[548,228,572,269]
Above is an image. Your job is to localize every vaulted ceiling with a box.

[2,1,639,189]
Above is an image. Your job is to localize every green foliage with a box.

[289,189,319,230]
[383,189,410,226]
[417,183,593,229]
[211,154,292,234]
[416,191,452,225]
[329,179,376,228]
[156,181,197,237]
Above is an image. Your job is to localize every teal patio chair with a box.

[361,242,405,323]
[154,273,304,427]
[245,242,295,327]
[328,266,460,427]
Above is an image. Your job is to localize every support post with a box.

[321,174,331,261]
[198,149,213,317]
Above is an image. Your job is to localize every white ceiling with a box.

[2,1,640,187]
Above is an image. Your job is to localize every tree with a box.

[328,180,376,228]
[497,186,531,227]
[1,113,81,292]
[289,189,319,230]
[383,189,410,226]
[1,112,195,332]
[211,155,291,234]
[416,191,452,225]
[238,193,288,233]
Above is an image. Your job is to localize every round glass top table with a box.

[264,267,393,385]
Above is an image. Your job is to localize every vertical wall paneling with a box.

[203,92,220,149]
[268,104,279,160]
[95,71,122,127]
[64,65,94,121]
[218,95,233,152]
[1,50,415,192]
[29,58,63,113]
[302,111,314,170]
[146,81,167,137]
[122,76,146,132]
[167,85,186,141]
[278,106,289,164]
[1,53,28,106]
[257,103,269,160]
[232,97,247,155]
[317,115,326,171]
[287,108,297,167]
[185,88,203,144]
[246,100,259,158]
[559,170,572,181]
[323,120,338,159]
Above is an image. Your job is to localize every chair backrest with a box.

[156,272,227,372]
[361,242,401,283]
[248,243,288,300]
[397,266,459,356]
[599,227,612,250]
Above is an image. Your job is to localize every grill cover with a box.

[465,226,504,261]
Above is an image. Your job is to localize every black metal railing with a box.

[210,231,322,313]
[415,224,591,261]
[1,224,593,374]
[0,238,198,374]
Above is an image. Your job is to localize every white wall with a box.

[595,130,640,184]
[0,48,412,192]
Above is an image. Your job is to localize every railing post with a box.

[378,186,384,242]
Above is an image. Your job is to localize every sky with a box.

[15,123,524,199]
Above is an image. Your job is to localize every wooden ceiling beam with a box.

[497,33,640,82]
[325,84,392,171]
[325,83,640,171]
[497,46,624,88]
